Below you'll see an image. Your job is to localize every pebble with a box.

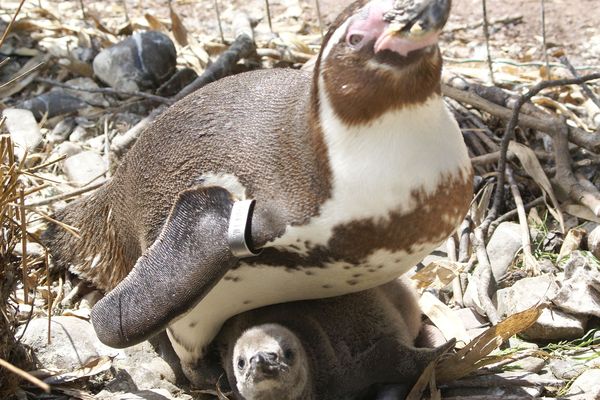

[52,141,82,158]
[486,222,523,282]
[567,368,600,399]
[93,31,177,92]
[588,225,600,260]
[47,118,76,144]
[16,316,119,371]
[505,356,546,374]
[2,108,43,159]
[495,274,587,340]
[64,77,109,107]
[20,89,88,120]
[69,125,93,142]
[553,251,600,318]
[62,151,106,187]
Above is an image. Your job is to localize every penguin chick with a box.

[217,278,450,400]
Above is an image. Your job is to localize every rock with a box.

[69,125,92,142]
[495,274,587,340]
[96,389,177,400]
[16,316,119,371]
[62,151,106,187]
[452,307,487,330]
[12,241,45,258]
[589,226,600,260]
[486,222,522,281]
[553,251,600,318]
[2,108,43,159]
[550,358,587,380]
[86,135,106,152]
[64,77,109,107]
[93,31,176,92]
[47,118,76,144]
[567,368,600,398]
[20,89,88,120]
[506,356,546,373]
[156,68,198,97]
[52,141,82,158]
[557,228,587,261]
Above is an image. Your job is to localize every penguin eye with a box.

[284,349,294,361]
[347,33,364,47]
[237,357,245,370]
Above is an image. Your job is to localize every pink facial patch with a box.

[345,0,440,57]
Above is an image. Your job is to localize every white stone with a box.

[567,368,600,398]
[487,222,522,282]
[62,151,106,187]
[2,108,42,159]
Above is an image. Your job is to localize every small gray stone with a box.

[452,307,487,330]
[16,316,119,371]
[506,356,546,373]
[495,275,587,340]
[64,77,109,107]
[52,141,82,158]
[567,368,600,398]
[487,222,522,282]
[69,125,92,142]
[589,226,600,260]
[47,118,76,144]
[2,108,43,159]
[62,151,106,187]
[550,358,587,380]
[553,251,600,318]
[93,31,176,92]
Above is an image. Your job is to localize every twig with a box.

[0,61,46,90]
[20,188,28,305]
[506,166,538,275]
[478,73,600,235]
[34,78,173,105]
[481,0,495,83]
[489,196,545,232]
[553,122,600,216]
[25,181,105,207]
[174,12,256,101]
[442,372,563,388]
[448,15,523,33]
[264,0,273,32]
[0,0,26,49]
[78,0,87,19]
[45,250,52,345]
[560,56,600,109]
[458,217,471,263]
[540,0,550,77]
[214,0,225,43]
[472,227,499,325]
[314,0,324,40]
[0,357,51,393]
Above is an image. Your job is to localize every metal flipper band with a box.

[228,199,262,258]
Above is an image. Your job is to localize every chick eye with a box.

[237,357,245,370]
[284,349,294,361]
[347,34,364,47]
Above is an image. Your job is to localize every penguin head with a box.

[315,0,452,126]
[233,323,310,400]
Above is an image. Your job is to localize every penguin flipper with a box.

[91,185,256,348]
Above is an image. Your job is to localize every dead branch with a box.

[34,78,173,105]
[442,372,563,388]
[0,0,26,49]
[473,73,600,235]
[472,227,499,325]
[553,123,600,216]
[442,83,600,153]
[490,197,545,232]
[506,167,538,275]
[0,358,50,393]
[481,0,495,83]
[174,12,257,101]
[560,56,600,109]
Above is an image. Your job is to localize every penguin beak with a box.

[249,352,286,380]
[374,0,452,55]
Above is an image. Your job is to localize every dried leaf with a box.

[436,305,543,382]
[169,3,189,46]
[412,260,465,290]
[145,13,167,32]
[564,203,600,224]
[557,228,586,261]
[406,361,437,400]
[508,141,565,233]
[419,292,470,346]
[43,356,113,385]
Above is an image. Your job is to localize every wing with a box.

[91,185,265,348]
